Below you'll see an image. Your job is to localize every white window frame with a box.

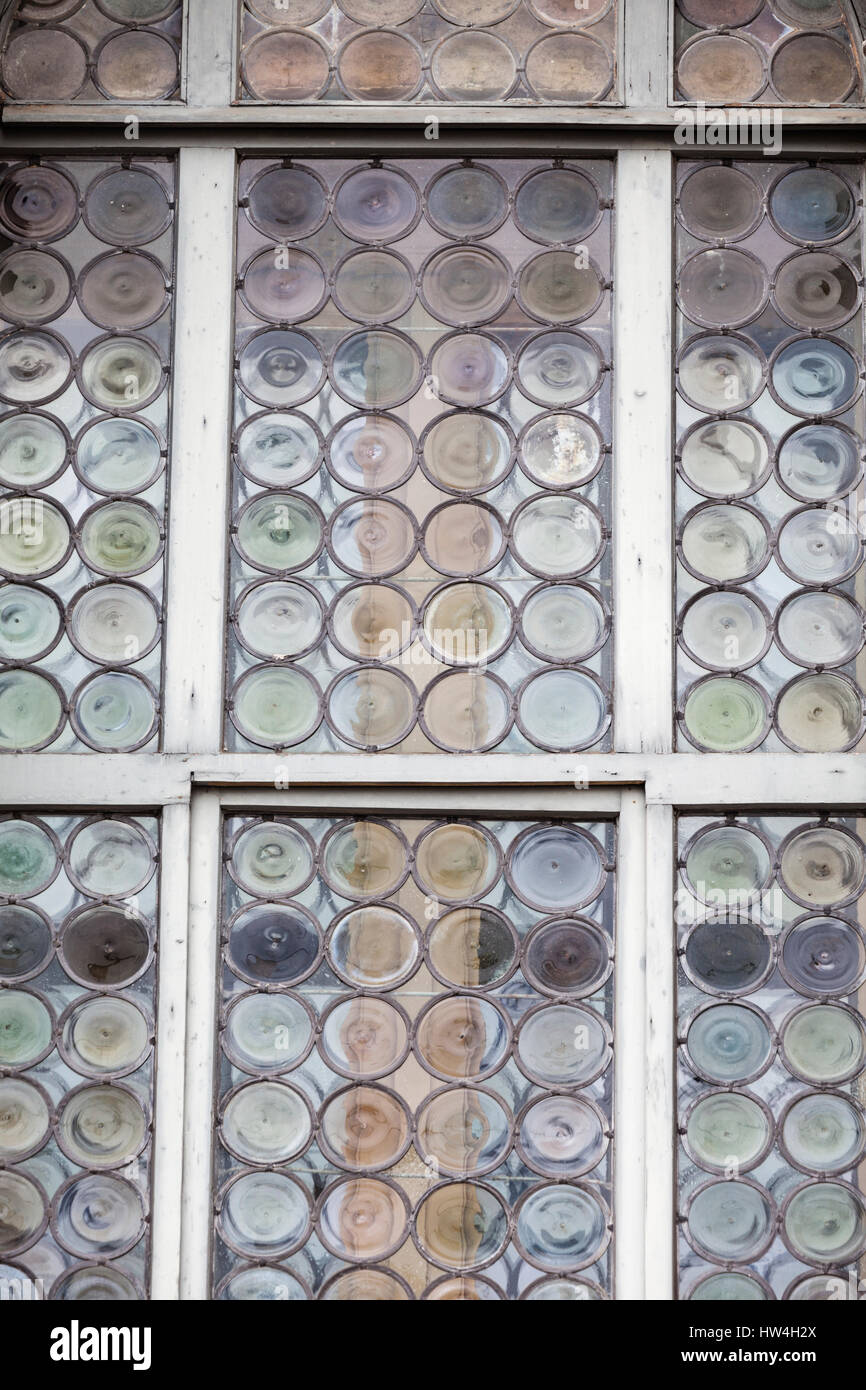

[2,0,865,1301]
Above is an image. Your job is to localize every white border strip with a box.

[644,802,676,1300]
[614,789,647,1300]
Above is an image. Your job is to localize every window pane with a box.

[673,1,863,105]
[228,156,614,753]
[0,811,159,1300]
[237,1,618,104]
[213,813,616,1300]
[676,811,866,1301]
[0,0,182,103]
[0,157,175,752]
[675,158,866,754]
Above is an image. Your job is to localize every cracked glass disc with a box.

[686,1092,770,1172]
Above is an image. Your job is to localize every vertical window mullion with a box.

[150,796,193,1299]
[163,147,236,755]
[179,788,223,1299]
[614,149,675,753]
[624,0,671,108]
[614,789,648,1298]
[644,801,677,1299]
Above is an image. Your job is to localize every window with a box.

[0,0,863,1307]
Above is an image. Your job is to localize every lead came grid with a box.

[227,156,614,755]
[236,1,618,106]
[676,813,866,1301]
[212,814,616,1300]
[0,812,160,1301]
[674,158,866,755]
[0,1,183,104]
[673,0,864,106]
[0,157,176,755]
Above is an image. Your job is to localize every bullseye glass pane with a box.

[213,813,616,1300]
[229,156,614,754]
[677,812,866,1302]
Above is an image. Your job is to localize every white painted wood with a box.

[0,756,190,806]
[150,799,192,1300]
[644,802,676,1300]
[178,790,223,1300]
[214,785,623,815]
[614,149,674,754]
[614,790,647,1300]
[625,0,670,109]
[184,0,237,108]
[162,147,236,756]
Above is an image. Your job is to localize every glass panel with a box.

[675,158,866,753]
[237,1,619,105]
[228,156,614,754]
[0,0,182,104]
[673,1,863,106]
[213,813,616,1300]
[0,157,175,752]
[677,811,866,1302]
[0,811,159,1300]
